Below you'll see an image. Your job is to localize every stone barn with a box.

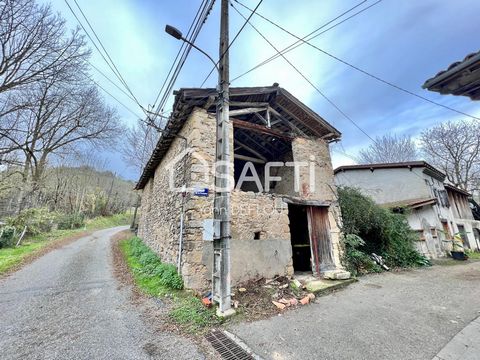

[135,85,349,290]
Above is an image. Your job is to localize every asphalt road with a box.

[230,261,480,360]
[0,227,204,360]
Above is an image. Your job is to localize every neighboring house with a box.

[334,161,480,258]
[135,85,349,290]
[423,50,480,100]
[444,184,480,251]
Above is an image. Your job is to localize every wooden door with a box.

[307,206,335,275]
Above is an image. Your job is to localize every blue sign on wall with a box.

[194,188,209,197]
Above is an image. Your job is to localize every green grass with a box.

[0,213,131,275]
[0,242,46,273]
[120,236,220,333]
[85,213,131,230]
[466,250,480,260]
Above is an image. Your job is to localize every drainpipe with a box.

[177,186,186,273]
[176,135,188,275]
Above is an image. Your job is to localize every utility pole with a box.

[212,0,234,316]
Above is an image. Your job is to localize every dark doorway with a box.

[288,204,311,272]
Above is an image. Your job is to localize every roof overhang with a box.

[444,183,471,197]
[382,197,437,210]
[334,161,446,181]
[423,50,480,100]
[135,85,341,190]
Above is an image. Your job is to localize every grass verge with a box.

[120,236,221,333]
[465,250,480,260]
[0,213,131,275]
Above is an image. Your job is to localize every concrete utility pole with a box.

[212,0,233,316]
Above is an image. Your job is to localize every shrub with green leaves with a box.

[342,234,381,276]
[125,237,183,290]
[0,226,16,248]
[6,208,58,236]
[57,213,85,230]
[338,186,429,271]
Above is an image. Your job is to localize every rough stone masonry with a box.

[138,106,347,290]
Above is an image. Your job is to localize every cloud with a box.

[44,0,480,180]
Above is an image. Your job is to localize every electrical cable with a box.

[72,0,140,105]
[64,0,147,114]
[231,0,381,82]
[199,0,265,87]
[233,0,480,121]
[231,2,377,142]
[151,0,209,110]
[151,0,216,124]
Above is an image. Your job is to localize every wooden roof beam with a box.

[229,107,267,117]
[235,139,268,161]
[269,107,308,137]
[234,154,266,164]
[235,130,276,158]
[231,118,293,140]
[229,101,269,107]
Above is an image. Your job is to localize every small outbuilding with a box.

[135,85,350,290]
[334,161,480,258]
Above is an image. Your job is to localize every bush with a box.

[342,234,381,276]
[338,186,428,271]
[0,226,16,248]
[57,213,85,230]
[156,264,184,290]
[127,236,184,290]
[6,208,58,236]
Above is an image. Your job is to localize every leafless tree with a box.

[1,74,122,210]
[357,133,418,164]
[120,120,160,176]
[420,120,480,191]
[0,0,89,96]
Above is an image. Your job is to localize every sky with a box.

[45,0,480,181]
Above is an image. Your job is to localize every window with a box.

[415,230,426,241]
[436,189,450,207]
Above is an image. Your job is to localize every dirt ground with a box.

[231,276,317,322]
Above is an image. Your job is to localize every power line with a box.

[231,2,377,143]
[71,0,141,107]
[151,0,209,110]
[88,62,137,103]
[151,0,216,124]
[88,76,143,119]
[231,0,381,82]
[232,2,446,178]
[233,0,480,121]
[64,0,146,115]
[199,0,265,87]
[155,0,214,113]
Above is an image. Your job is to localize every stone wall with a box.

[138,108,216,289]
[230,190,293,282]
[291,137,345,272]
[138,110,346,289]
